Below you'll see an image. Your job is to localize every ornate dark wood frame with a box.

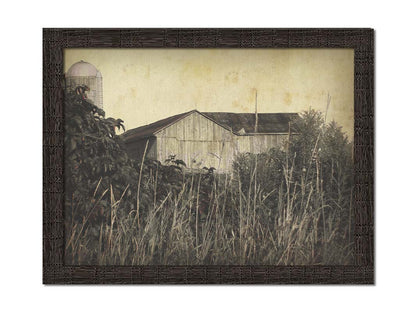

[43,28,374,284]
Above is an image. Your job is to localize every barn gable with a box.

[155,111,236,171]
[156,111,234,141]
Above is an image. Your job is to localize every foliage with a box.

[65,89,140,222]
[65,94,354,265]
[232,109,354,260]
[64,87,187,243]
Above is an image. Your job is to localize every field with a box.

[64,89,354,265]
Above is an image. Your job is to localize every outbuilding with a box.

[122,110,298,173]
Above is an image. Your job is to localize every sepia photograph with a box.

[63,48,355,266]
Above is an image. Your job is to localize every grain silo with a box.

[65,60,103,109]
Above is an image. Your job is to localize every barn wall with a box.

[236,134,288,154]
[156,112,238,172]
[154,112,289,172]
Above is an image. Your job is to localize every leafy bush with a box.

[65,88,140,222]
[64,88,186,260]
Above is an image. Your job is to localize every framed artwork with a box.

[43,28,374,284]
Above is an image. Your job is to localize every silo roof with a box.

[66,60,99,77]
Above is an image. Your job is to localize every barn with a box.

[121,110,298,173]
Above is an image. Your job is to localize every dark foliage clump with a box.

[65,88,139,222]
[64,87,185,262]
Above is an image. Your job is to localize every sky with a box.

[64,48,354,139]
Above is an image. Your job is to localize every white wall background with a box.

[1,1,415,311]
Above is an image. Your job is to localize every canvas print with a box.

[64,49,354,266]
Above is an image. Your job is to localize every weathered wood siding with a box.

[236,134,287,154]
[156,112,237,172]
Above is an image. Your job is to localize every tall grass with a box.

[65,150,354,266]
[64,89,353,265]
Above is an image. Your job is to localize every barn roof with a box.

[201,112,299,134]
[122,110,298,142]
[122,110,193,142]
